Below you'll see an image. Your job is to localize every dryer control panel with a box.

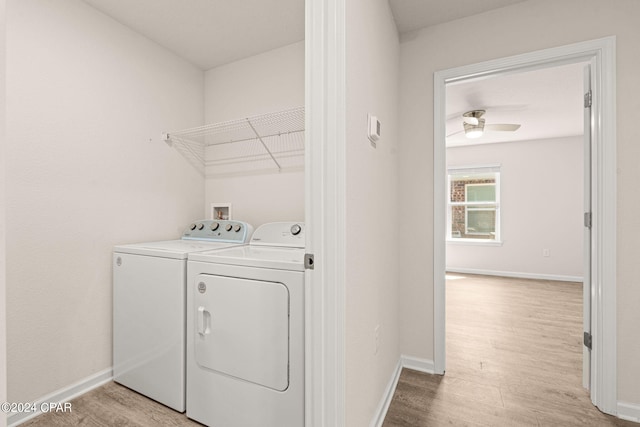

[182,220,254,243]
[250,222,305,248]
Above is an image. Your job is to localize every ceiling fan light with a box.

[463,117,479,126]
[463,118,485,139]
[462,109,485,127]
[465,128,483,139]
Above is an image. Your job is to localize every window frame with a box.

[447,165,501,244]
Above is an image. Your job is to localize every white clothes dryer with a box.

[186,222,305,427]
[113,220,253,412]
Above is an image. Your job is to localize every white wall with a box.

[204,42,304,228]
[447,136,583,280]
[1,0,7,425]
[5,0,204,403]
[345,0,400,425]
[398,0,640,406]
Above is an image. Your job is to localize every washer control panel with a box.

[182,220,254,243]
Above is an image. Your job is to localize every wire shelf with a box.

[164,106,305,176]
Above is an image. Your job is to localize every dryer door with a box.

[193,274,289,391]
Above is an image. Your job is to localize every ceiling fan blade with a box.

[446,129,465,138]
[485,123,521,132]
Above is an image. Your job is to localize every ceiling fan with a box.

[447,110,521,139]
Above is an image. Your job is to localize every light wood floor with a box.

[383,274,636,426]
[21,381,202,427]
[22,274,637,426]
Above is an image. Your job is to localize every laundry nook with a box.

[3,1,640,427]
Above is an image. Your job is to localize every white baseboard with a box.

[7,368,112,427]
[446,267,583,283]
[401,354,435,374]
[369,359,402,427]
[618,401,640,423]
[369,355,436,427]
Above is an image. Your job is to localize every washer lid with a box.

[113,240,245,259]
[189,245,305,271]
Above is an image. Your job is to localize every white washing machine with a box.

[113,219,253,412]
[186,222,305,427]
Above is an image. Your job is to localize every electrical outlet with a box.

[374,325,380,355]
[543,249,550,257]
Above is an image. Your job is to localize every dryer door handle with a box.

[197,306,211,337]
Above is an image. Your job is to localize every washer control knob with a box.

[291,224,302,236]
[234,224,242,232]
[225,224,233,232]
[197,223,205,230]
[210,222,220,231]
[189,223,197,231]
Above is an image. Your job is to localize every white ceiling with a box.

[446,62,586,147]
[81,0,581,145]
[388,0,528,34]
[81,0,531,71]
[82,0,305,70]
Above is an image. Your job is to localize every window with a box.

[448,166,500,242]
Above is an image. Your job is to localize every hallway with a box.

[383,275,634,426]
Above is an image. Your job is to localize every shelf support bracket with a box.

[246,118,282,171]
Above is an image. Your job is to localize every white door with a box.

[194,274,290,391]
[582,63,593,390]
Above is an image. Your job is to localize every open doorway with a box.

[443,60,590,419]
[433,37,617,415]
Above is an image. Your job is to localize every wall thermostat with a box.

[368,114,381,145]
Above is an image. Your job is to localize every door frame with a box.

[433,37,617,414]
[583,62,593,390]
[304,0,347,426]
